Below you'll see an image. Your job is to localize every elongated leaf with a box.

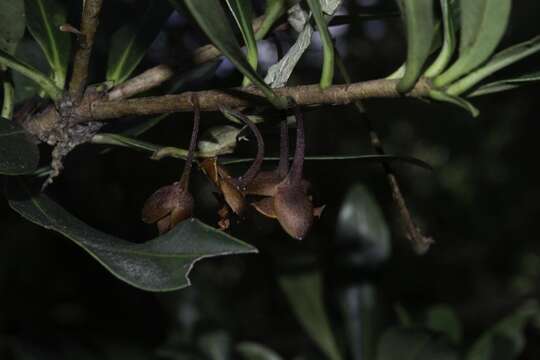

[425,0,456,77]
[225,0,258,86]
[255,0,286,40]
[171,0,285,108]
[0,48,61,100]
[237,342,283,360]
[429,89,479,117]
[0,0,25,54]
[434,0,511,87]
[469,70,540,97]
[448,35,540,96]
[396,0,435,93]
[336,184,391,269]
[279,272,342,360]
[0,117,39,175]
[466,301,540,360]
[306,0,334,89]
[24,0,71,89]
[377,327,459,360]
[6,178,257,292]
[106,1,172,85]
[0,0,25,119]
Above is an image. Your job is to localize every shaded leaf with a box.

[448,35,540,96]
[6,177,257,292]
[237,342,283,360]
[0,48,62,100]
[396,0,435,93]
[172,0,285,108]
[429,89,479,117]
[466,301,540,360]
[434,0,511,87]
[106,1,172,85]
[255,0,286,40]
[0,117,39,175]
[24,0,71,88]
[377,327,459,360]
[306,0,334,89]
[0,0,25,54]
[225,0,258,86]
[278,272,342,360]
[11,39,50,102]
[335,184,391,269]
[425,305,463,344]
[469,70,540,97]
[425,0,457,77]
[339,284,379,360]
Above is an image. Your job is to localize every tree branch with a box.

[87,79,431,121]
[68,0,104,101]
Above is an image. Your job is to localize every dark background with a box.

[1,0,540,358]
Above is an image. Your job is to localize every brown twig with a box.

[68,0,104,101]
[87,79,431,121]
[335,50,433,254]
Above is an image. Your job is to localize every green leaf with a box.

[434,0,511,87]
[429,89,479,117]
[171,0,286,109]
[24,0,71,89]
[425,305,463,344]
[466,301,540,360]
[106,1,172,86]
[396,0,435,93]
[306,0,334,89]
[5,177,257,292]
[255,0,286,41]
[0,0,26,119]
[377,327,459,360]
[0,0,25,54]
[469,70,540,97]
[237,342,283,360]
[225,0,258,87]
[0,48,61,100]
[447,35,540,96]
[278,272,342,360]
[425,0,457,77]
[0,117,39,175]
[336,184,391,268]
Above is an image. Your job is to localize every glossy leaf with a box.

[448,35,540,96]
[24,0,71,88]
[6,177,257,292]
[171,0,286,108]
[279,272,342,360]
[396,0,435,93]
[106,1,172,85]
[0,48,61,100]
[237,342,283,360]
[377,327,459,360]
[425,305,463,344]
[425,0,456,77]
[434,0,511,87]
[466,301,540,360]
[0,117,39,175]
[225,0,258,86]
[0,0,25,54]
[429,90,479,117]
[335,184,391,269]
[306,0,334,89]
[469,70,540,97]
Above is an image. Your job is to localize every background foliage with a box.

[1,0,540,358]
